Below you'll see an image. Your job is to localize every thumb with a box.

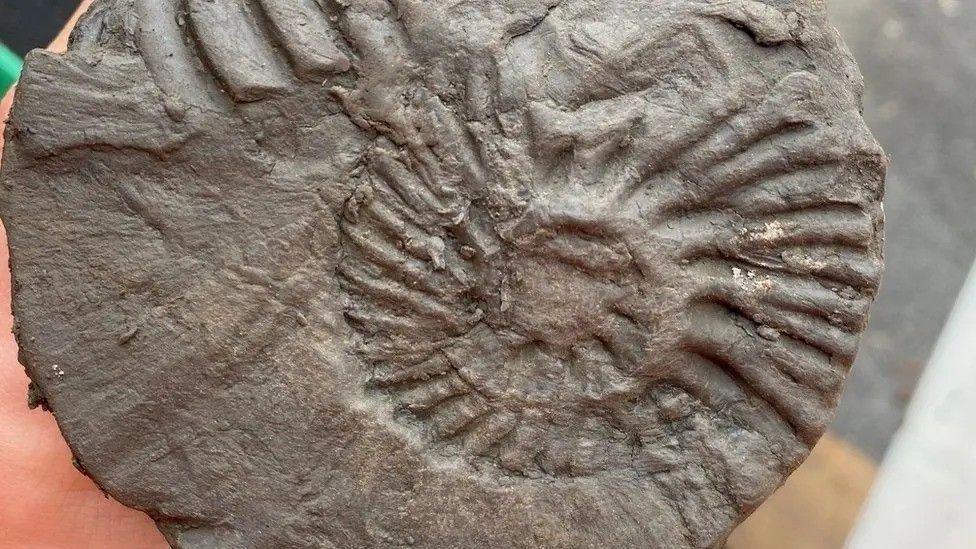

[0,87,12,157]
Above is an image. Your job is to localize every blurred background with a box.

[1,0,975,547]
[740,0,976,546]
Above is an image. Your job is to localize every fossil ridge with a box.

[0,1,885,547]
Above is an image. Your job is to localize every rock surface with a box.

[0,1,884,547]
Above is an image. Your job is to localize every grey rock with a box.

[0,0,884,547]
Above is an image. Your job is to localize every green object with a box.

[0,41,23,97]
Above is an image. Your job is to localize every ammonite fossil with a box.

[0,0,884,547]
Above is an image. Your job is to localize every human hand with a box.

[0,2,167,547]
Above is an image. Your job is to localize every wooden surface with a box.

[727,432,877,549]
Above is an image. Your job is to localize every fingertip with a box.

[48,0,97,53]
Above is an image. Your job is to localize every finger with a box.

[0,85,13,156]
[49,0,96,53]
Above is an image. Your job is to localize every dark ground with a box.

[0,0,77,56]
[829,0,976,458]
[1,0,972,461]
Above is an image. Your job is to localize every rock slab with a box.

[0,1,885,547]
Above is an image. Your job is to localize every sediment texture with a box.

[0,1,885,547]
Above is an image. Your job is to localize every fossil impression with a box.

[0,0,885,547]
